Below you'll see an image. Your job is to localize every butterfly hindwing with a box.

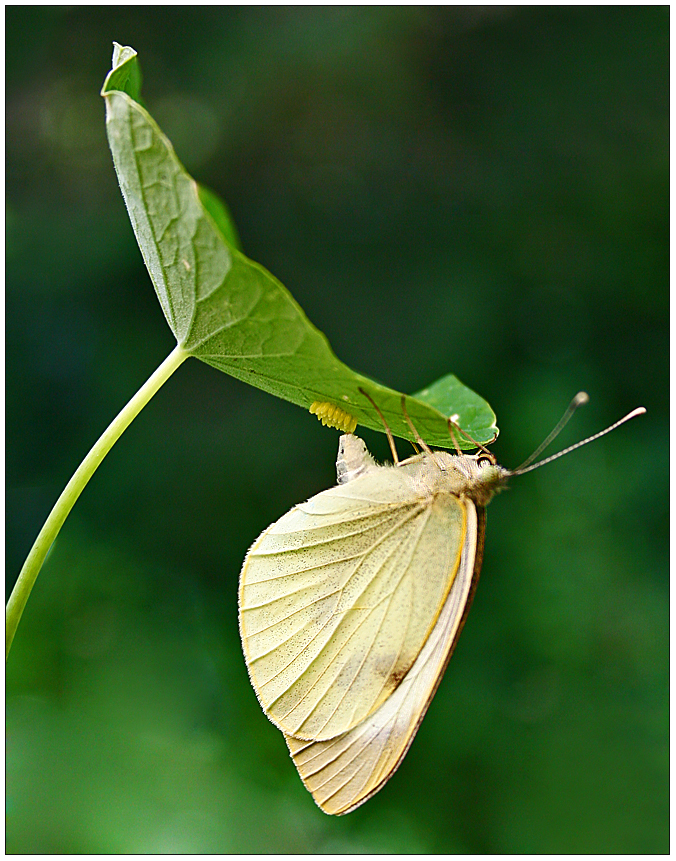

[284,503,484,815]
[239,458,467,741]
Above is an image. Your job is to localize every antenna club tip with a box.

[573,392,590,406]
[629,406,647,418]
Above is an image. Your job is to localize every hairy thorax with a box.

[400,452,510,508]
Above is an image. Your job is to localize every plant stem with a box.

[6,344,189,659]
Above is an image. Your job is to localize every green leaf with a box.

[101,44,498,448]
[411,375,498,443]
[101,43,142,102]
[197,185,243,253]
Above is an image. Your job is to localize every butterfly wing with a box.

[239,466,468,741]
[285,504,485,815]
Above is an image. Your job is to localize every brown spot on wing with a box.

[388,665,410,688]
[374,654,415,698]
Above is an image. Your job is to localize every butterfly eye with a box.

[477,456,494,468]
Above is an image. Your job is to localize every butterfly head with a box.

[450,452,510,507]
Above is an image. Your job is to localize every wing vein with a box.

[273,508,432,730]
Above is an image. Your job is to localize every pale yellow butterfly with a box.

[238,395,645,815]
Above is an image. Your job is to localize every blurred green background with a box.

[6,7,668,854]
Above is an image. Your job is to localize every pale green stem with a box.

[6,344,189,659]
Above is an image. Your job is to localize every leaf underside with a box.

[102,44,498,449]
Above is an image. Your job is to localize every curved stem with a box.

[6,344,189,659]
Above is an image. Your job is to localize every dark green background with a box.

[6,7,668,854]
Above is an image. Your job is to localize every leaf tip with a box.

[102,43,142,100]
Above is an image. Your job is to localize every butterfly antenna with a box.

[511,406,646,476]
[358,387,399,465]
[513,391,590,473]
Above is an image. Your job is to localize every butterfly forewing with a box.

[284,502,483,815]
[239,466,467,741]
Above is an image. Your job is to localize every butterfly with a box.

[238,396,644,815]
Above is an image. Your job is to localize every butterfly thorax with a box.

[400,451,510,508]
[336,434,509,507]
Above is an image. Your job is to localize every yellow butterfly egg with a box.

[309,401,358,434]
